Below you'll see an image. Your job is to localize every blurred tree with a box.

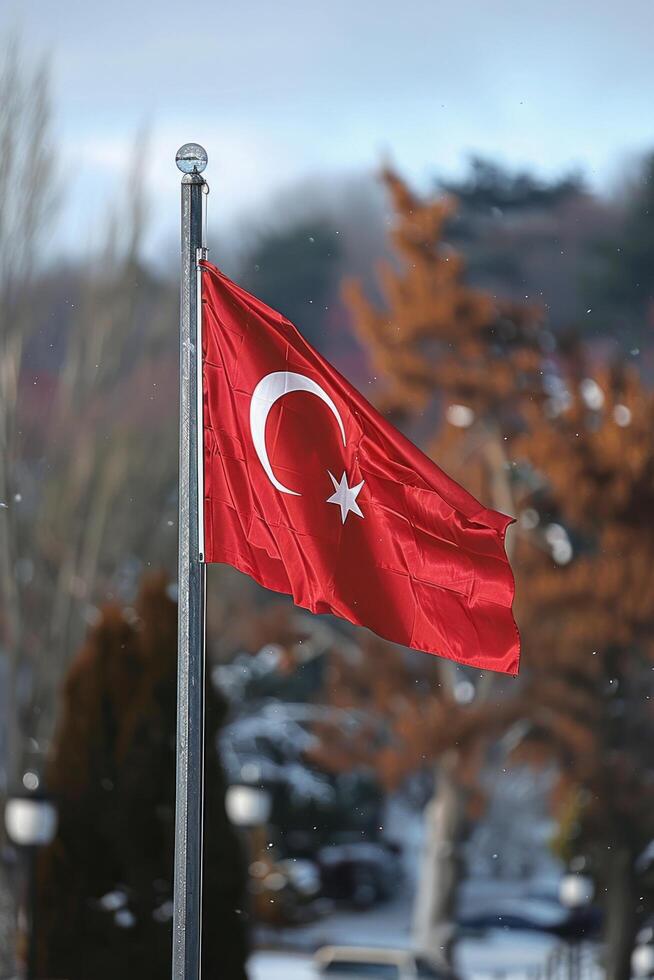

[37,573,249,979]
[0,36,57,977]
[27,153,180,750]
[238,218,341,350]
[511,359,654,980]
[215,606,389,860]
[0,34,57,797]
[590,151,654,341]
[344,169,654,979]
[343,167,541,966]
[438,155,584,216]
[343,166,543,422]
[435,156,609,338]
[1,109,181,784]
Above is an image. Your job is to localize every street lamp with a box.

[226,784,288,926]
[559,872,594,910]
[225,784,272,829]
[4,783,58,980]
[633,943,654,978]
[5,794,58,848]
[558,871,594,980]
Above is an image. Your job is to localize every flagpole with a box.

[173,142,208,980]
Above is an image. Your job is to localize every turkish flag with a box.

[201,261,520,674]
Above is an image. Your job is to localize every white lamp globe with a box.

[559,872,594,909]
[225,785,272,829]
[5,796,58,847]
[632,943,654,977]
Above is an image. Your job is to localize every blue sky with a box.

[5,0,654,260]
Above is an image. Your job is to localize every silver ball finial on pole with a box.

[176,143,208,175]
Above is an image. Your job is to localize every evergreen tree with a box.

[591,152,654,338]
[439,155,584,216]
[239,218,341,350]
[36,573,249,980]
[434,156,602,338]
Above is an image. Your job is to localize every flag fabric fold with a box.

[201,260,520,675]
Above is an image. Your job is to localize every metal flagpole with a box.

[173,142,208,980]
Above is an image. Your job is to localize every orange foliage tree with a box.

[343,169,654,980]
[512,359,654,978]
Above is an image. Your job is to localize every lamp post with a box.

[559,870,594,980]
[4,784,58,980]
[225,782,273,875]
[225,784,273,926]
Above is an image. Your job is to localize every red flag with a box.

[201,261,520,675]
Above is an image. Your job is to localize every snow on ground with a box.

[250,934,574,980]
[256,887,415,954]
[255,896,562,977]
[456,932,559,977]
[251,797,591,978]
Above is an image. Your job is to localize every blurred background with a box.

[1,2,654,978]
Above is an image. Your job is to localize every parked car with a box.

[316,841,402,908]
[315,946,455,979]
[458,895,600,939]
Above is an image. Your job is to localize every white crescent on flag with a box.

[248,370,364,522]
[249,371,347,496]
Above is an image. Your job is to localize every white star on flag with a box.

[326,471,365,523]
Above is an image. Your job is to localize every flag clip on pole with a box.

[173,142,208,980]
